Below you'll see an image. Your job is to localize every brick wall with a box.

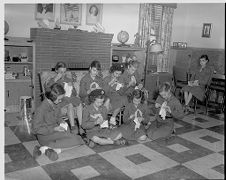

[30,28,113,106]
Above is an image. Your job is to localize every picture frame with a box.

[60,4,82,26]
[172,42,187,48]
[86,4,103,25]
[35,4,55,21]
[202,23,212,38]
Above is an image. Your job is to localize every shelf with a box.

[111,45,145,51]
[5,79,31,83]
[5,36,33,47]
[5,62,32,64]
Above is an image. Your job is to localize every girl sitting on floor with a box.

[46,61,83,134]
[32,83,84,161]
[118,89,149,142]
[146,82,184,141]
[81,89,127,147]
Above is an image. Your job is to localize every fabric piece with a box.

[64,83,73,97]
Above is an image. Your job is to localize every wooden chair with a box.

[205,74,225,114]
[192,69,214,115]
[172,66,189,103]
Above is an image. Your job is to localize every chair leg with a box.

[193,97,197,115]
[205,98,208,115]
[118,111,122,126]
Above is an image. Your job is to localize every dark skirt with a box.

[146,118,174,140]
[60,96,82,107]
[182,85,205,101]
[86,126,121,140]
[118,122,146,141]
[37,129,84,149]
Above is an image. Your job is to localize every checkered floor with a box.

[5,109,224,180]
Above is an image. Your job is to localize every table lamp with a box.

[144,40,163,86]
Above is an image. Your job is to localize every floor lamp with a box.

[144,40,163,87]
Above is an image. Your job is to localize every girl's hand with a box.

[87,89,91,94]
[145,121,152,129]
[193,80,199,86]
[109,78,117,86]
[96,117,104,125]
[54,126,66,132]
[188,81,193,86]
[137,117,144,123]
[137,83,143,89]
[55,73,63,82]
[155,103,161,108]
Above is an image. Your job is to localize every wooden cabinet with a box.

[4,37,35,113]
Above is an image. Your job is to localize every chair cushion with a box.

[40,70,109,96]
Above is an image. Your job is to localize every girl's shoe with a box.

[45,148,58,161]
[33,145,42,159]
[88,140,95,148]
[114,138,129,146]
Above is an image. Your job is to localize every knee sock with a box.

[39,146,49,154]
[53,148,62,154]
[40,146,62,154]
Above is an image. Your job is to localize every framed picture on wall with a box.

[202,23,212,38]
[86,4,103,25]
[35,4,55,21]
[60,4,82,25]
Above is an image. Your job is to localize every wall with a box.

[4,4,139,44]
[172,3,225,49]
[5,3,224,48]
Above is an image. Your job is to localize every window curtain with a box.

[138,4,175,72]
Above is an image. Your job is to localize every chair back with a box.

[38,71,57,101]
[173,66,188,86]
[38,70,110,101]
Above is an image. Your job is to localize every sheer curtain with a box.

[138,4,176,72]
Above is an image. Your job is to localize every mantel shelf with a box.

[5,62,32,64]
[111,45,145,51]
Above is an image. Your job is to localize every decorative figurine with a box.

[133,32,141,47]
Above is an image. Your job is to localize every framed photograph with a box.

[202,23,212,38]
[35,4,55,21]
[86,4,103,25]
[60,4,82,25]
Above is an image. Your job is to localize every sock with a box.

[53,148,62,154]
[71,126,77,130]
[39,146,49,154]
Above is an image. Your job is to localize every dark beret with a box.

[89,89,105,97]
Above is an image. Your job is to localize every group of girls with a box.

[32,59,184,161]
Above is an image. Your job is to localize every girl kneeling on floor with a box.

[146,82,184,140]
[118,89,149,142]
[82,89,127,147]
[32,83,84,161]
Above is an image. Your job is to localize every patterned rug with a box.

[5,110,224,180]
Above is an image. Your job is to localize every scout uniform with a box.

[79,73,104,104]
[118,102,149,141]
[146,95,184,140]
[32,99,84,149]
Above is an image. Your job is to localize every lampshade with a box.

[150,43,163,53]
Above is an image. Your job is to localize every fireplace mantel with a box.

[30,28,113,105]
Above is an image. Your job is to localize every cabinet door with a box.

[5,81,32,107]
